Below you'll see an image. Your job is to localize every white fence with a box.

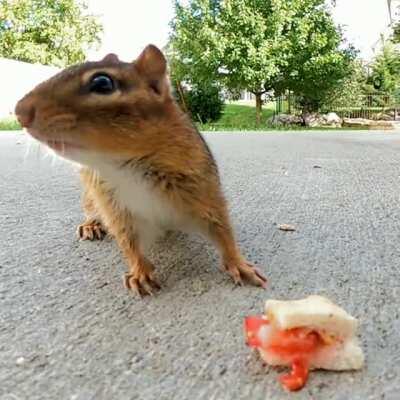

[0,58,59,118]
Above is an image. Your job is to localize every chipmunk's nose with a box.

[15,96,36,128]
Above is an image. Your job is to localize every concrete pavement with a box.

[1,131,400,400]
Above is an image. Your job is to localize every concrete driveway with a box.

[1,131,399,400]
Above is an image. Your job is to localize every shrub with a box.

[0,116,21,131]
[185,84,224,123]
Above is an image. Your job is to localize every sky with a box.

[332,0,392,60]
[86,0,175,61]
[86,0,393,62]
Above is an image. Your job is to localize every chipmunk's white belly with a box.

[114,173,177,226]
[98,164,185,241]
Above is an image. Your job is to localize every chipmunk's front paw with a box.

[223,260,267,288]
[77,220,107,241]
[123,261,161,297]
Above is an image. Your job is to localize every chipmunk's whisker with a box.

[23,133,46,163]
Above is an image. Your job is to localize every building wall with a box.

[0,58,59,118]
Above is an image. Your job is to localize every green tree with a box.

[168,0,221,86]
[216,0,285,123]
[321,60,368,111]
[274,0,355,112]
[0,0,102,67]
[368,41,400,98]
[170,0,353,123]
[167,1,225,122]
[170,0,288,124]
[167,0,224,119]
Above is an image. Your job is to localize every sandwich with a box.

[244,295,364,391]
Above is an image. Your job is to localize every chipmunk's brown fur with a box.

[15,45,266,296]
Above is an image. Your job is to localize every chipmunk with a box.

[15,45,267,296]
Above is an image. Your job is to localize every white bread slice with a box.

[265,295,358,339]
[311,337,364,370]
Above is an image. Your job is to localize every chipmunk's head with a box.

[15,45,174,164]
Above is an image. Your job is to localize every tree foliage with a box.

[168,0,220,86]
[170,0,354,121]
[167,1,224,122]
[0,0,102,67]
[273,0,355,111]
[321,60,368,110]
[368,42,400,99]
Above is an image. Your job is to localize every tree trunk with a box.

[255,93,262,126]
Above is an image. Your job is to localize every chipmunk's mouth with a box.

[46,139,82,153]
[26,128,84,154]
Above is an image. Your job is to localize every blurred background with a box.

[1,0,399,130]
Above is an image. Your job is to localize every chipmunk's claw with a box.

[77,220,107,241]
[224,260,267,289]
[123,267,161,297]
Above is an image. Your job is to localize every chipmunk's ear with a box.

[101,53,119,64]
[135,45,168,95]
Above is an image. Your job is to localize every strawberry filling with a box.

[244,316,324,391]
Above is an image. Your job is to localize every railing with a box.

[275,93,400,120]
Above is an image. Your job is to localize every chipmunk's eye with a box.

[89,74,115,94]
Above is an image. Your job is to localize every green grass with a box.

[199,103,276,131]
[0,116,21,131]
[198,103,372,131]
[0,105,371,133]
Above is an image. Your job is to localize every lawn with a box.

[0,116,21,131]
[198,103,373,131]
[0,104,371,133]
[199,103,276,131]
[1,104,275,132]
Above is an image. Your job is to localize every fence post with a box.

[276,96,282,115]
